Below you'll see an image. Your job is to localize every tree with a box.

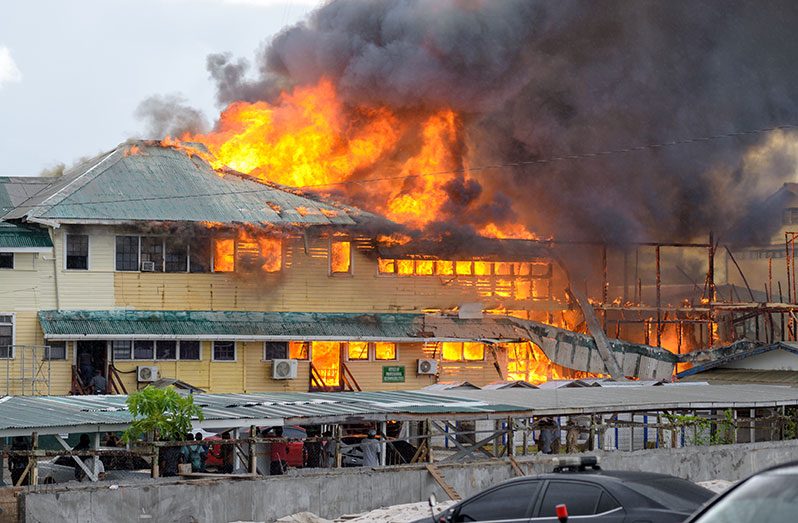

[122,386,204,443]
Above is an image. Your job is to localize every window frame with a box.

[212,237,236,273]
[212,340,237,362]
[0,252,14,270]
[374,341,397,361]
[263,341,289,361]
[178,340,202,361]
[454,480,540,522]
[329,239,353,275]
[345,341,371,361]
[64,233,89,271]
[534,480,607,518]
[154,340,177,361]
[441,341,486,362]
[288,341,310,360]
[343,341,399,362]
[0,313,15,359]
[114,235,141,272]
[44,340,67,361]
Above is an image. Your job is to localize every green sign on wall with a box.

[382,365,406,383]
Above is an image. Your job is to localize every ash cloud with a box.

[135,94,209,138]
[208,0,798,243]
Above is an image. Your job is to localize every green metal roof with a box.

[3,141,381,227]
[0,221,52,250]
[0,176,52,216]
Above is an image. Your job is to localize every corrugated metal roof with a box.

[3,142,379,227]
[0,176,52,215]
[0,221,53,249]
[680,369,798,387]
[4,384,798,437]
[0,390,513,437]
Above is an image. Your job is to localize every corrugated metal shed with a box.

[0,222,52,250]
[0,390,518,437]
[3,141,379,227]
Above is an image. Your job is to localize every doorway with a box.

[311,341,341,389]
[76,340,108,385]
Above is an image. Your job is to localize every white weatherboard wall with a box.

[18,439,798,523]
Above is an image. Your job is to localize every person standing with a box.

[89,370,107,395]
[8,437,30,486]
[360,429,381,467]
[322,430,338,468]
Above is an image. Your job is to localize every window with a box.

[115,236,139,271]
[140,237,164,272]
[784,208,798,225]
[347,341,369,361]
[0,315,13,359]
[330,240,352,274]
[164,240,188,273]
[133,340,154,360]
[454,481,540,522]
[65,234,89,270]
[45,341,67,360]
[179,341,201,360]
[538,482,603,517]
[213,341,236,361]
[189,238,211,273]
[155,340,177,360]
[374,342,397,360]
[441,342,485,362]
[112,340,132,360]
[213,238,235,272]
[289,341,309,360]
[264,341,288,360]
[0,253,13,269]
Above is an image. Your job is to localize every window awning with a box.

[0,222,52,252]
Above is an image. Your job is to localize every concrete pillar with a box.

[379,421,387,466]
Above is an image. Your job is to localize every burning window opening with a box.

[213,238,235,272]
[347,341,369,360]
[330,240,352,274]
[212,233,282,273]
[374,342,397,360]
[289,341,309,360]
[441,342,485,362]
[310,341,341,387]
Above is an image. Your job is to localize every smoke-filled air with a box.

[142,0,798,244]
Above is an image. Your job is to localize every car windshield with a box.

[694,473,798,523]
[625,477,714,512]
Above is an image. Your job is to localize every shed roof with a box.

[0,176,52,215]
[3,141,379,228]
[0,222,52,251]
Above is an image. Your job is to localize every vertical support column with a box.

[708,233,715,346]
[786,232,792,304]
[426,419,434,463]
[750,408,756,443]
[249,425,257,475]
[507,417,515,457]
[656,245,662,347]
[602,244,608,332]
[92,432,100,480]
[30,432,39,486]
[334,424,342,468]
[379,421,387,467]
[522,418,528,456]
[233,428,240,471]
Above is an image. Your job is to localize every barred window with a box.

[164,240,187,273]
[264,341,288,360]
[115,236,139,271]
[213,341,235,361]
[112,340,132,360]
[140,237,164,272]
[66,234,88,270]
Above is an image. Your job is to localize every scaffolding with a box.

[3,345,52,396]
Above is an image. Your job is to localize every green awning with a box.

[0,222,52,251]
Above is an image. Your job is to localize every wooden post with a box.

[334,424,342,468]
[92,432,100,479]
[507,417,515,457]
[426,419,433,463]
[30,432,39,486]
[249,426,257,475]
[379,421,387,467]
[656,245,662,348]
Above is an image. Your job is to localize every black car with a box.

[684,461,798,523]
[415,458,714,523]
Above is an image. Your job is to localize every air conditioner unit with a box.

[137,365,159,382]
[272,359,298,380]
[140,261,156,272]
[417,359,438,375]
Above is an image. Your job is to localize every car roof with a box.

[755,460,798,476]
[499,469,690,484]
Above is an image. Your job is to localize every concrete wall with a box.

[18,439,798,523]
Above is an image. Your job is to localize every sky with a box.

[0,0,319,177]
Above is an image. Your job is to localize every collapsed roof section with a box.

[2,141,385,230]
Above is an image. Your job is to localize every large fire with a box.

[177,79,532,237]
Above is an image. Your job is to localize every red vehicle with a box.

[204,426,307,469]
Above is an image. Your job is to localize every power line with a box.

[1,122,795,212]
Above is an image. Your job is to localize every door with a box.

[311,341,341,389]
[531,481,624,522]
[76,340,108,385]
[451,480,541,522]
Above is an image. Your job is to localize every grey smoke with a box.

[135,94,208,138]
[205,0,798,243]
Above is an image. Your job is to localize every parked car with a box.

[684,461,798,523]
[413,457,714,523]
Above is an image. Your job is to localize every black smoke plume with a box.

[206,0,798,243]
